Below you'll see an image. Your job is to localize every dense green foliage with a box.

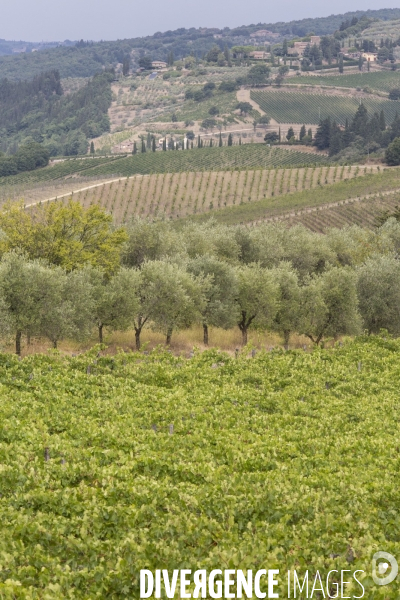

[0,70,62,132]
[386,137,400,165]
[4,200,400,348]
[0,143,49,177]
[314,104,400,159]
[0,71,112,156]
[0,336,400,596]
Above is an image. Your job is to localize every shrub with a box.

[386,137,400,166]
[389,88,400,100]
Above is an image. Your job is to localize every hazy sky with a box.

[2,0,400,41]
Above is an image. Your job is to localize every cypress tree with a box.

[342,119,351,146]
[329,121,342,156]
[224,44,230,63]
[198,135,201,148]
[286,127,295,141]
[210,138,213,147]
[152,136,156,152]
[228,133,233,146]
[141,139,146,153]
[132,141,137,155]
[314,117,331,150]
[239,137,242,145]
[219,132,223,147]
[90,141,95,155]
[380,110,386,131]
[123,56,130,76]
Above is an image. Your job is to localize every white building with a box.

[152,60,167,69]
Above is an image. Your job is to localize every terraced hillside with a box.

[36,165,377,222]
[251,89,400,125]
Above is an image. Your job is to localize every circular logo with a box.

[372,551,398,586]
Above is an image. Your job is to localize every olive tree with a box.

[40,268,95,348]
[122,218,181,268]
[299,267,361,345]
[89,267,140,343]
[283,225,335,280]
[134,261,207,348]
[357,255,400,335]
[0,253,63,354]
[182,222,240,263]
[235,264,279,345]
[188,255,238,345]
[271,263,301,349]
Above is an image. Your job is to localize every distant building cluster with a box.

[288,36,321,56]
[249,51,270,60]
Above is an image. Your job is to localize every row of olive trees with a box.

[2,202,400,353]
[2,248,400,355]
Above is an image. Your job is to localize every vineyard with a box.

[86,146,328,177]
[0,156,126,189]
[65,165,377,222]
[291,71,400,94]
[0,336,399,597]
[186,166,400,225]
[280,189,400,232]
[0,146,327,194]
[251,89,400,125]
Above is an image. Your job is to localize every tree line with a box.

[314,103,400,161]
[2,200,400,354]
[0,142,49,177]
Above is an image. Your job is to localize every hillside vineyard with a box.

[1,6,400,598]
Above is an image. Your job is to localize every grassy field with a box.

[251,89,400,125]
[61,165,377,222]
[182,167,400,225]
[1,336,400,597]
[289,71,400,94]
